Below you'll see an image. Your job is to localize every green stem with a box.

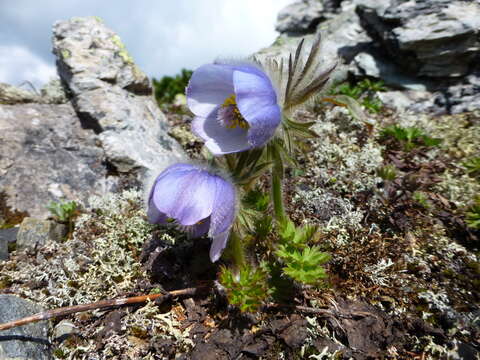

[229,231,246,269]
[271,164,286,224]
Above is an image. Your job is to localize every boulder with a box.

[52,16,185,173]
[0,227,18,261]
[357,0,480,78]
[267,0,480,114]
[0,102,115,218]
[276,0,326,34]
[0,295,50,360]
[0,16,185,219]
[16,218,67,251]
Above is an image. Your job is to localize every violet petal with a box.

[187,64,234,118]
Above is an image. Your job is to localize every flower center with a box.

[218,94,249,130]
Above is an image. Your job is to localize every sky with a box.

[0,0,292,88]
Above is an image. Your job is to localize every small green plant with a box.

[47,200,78,236]
[463,157,480,178]
[152,69,193,105]
[361,96,383,113]
[465,198,480,230]
[357,78,387,93]
[219,265,270,312]
[334,83,362,99]
[276,220,330,285]
[377,165,397,181]
[47,200,78,223]
[380,125,441,151]
[332,79,386,113]
[412,191,431,209]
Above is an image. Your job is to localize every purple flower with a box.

[147,163,236,262]
[187,63,281,155]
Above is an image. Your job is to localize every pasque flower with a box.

[147,163,236,262]
[187,62,281,155]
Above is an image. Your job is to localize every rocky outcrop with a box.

[268,0,480,114]
[0,16,185,220]
[0,295,50,360]
[53,17,185,173]
[276,0,327,34]
[357,0,480,78]
[0,102,113,218]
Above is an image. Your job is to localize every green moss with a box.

[110,35,134,64]
[60,49,71,59]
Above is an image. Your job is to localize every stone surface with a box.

[0,227,18,261]
[0,102,116,218]
[0,16,185,218]
[266,0,480,113]
[357,0,480,78]
[0,294,50,360]
[52,16,185,174]
[276,0,326,34]
[16,218,67,251]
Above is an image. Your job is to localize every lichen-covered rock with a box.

[52,16,185,173]
[16,218,66,251]
[0,295,50,360]
[0,103,116,218]
[357,0,480,78]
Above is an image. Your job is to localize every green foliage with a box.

[334,83,362,99]
[465,198,480,230]
[380,125,442,151]
[331,79,386,113]
[275,220,330,285]
[412,191,431,209]
[357,78,387,93]
[254,215,273,240]
[152,69,192,105]
[377,165,397,181]
[243,188,270,212]
[361,96,383,113]
[219,265,270,312]
[463,157,480,178]
[239,189,273,240]
[47,200,78,223]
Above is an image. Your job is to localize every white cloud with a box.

[0,0,293,86]
[0,45,56,88]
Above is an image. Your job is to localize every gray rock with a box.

[352,51,429,91]
[0,227,18,261]
[0,102,117,218]
[276,0,326,34]
[16,218,67,251]
[53,320,77,341]
[52,16,185,174]
[0,294,50,360]
[264,0,480,113]
[40,79,68,104]
[357,0,480,78]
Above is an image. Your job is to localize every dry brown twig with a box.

[0,287,199,331]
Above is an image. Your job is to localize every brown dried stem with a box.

[0,287,200,331]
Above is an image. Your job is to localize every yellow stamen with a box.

[221,94,249,129]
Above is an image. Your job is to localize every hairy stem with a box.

[271,152,287,224]
[229,231,246,269]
